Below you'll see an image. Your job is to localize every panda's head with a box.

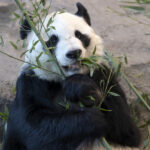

[20,2,104,81]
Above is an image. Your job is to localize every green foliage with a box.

[0,106,9,123]
[0,36,4,47]
[9,41,18,50]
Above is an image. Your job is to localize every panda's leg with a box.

[2,135,26,150]
[101,84,141,147]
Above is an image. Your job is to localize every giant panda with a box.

[3,2,141,150]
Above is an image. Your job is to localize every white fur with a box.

[24,12,104,81]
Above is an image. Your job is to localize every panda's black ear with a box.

[75,2,91,26]
[20,17,32,40]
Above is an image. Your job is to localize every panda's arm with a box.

[92,66,141,147]
[63,74,102,107]
[16,71,107,141]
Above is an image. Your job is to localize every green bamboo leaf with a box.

[13,12,20,19]
[36,52,43,67]
[145,32,150,35]
[116,61,122,76]
[124,55,128,64]
[28,66,39,70]
[9,41,18,50]
[79,102,85,108]
[50,26,56,30]
[20,50,28,58]
[58,9,66,14]
[88,96,95,101]
[99,107,112,112]
[108,92,120,97]
[45,28,50,33]
[4,106,9,116]
[13,86,17,94]
[0,35,4,47]
[122,5,145,11]
[40,0,46,6]
[22,40,26,48]
[90,67,95,77]
[65,102,70,110]
[139,118,150,128]
[29,40,39,52]
[33,40,39,47]
[93,46,97,55]
[47,18,53,27]
[100,79,105,91]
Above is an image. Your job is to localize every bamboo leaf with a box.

[79,102,85,108]
[13,12,20,19]
[145,32,150,35]
[90,67,95,77]
[121,5,145,11]
[65,102,70,110]
[20,50,28,58]
[9,41,18,50]
[88,96,95,101]
[139,118,150,128]
[4,106,9,116]
[22,40,26,48]
[45,28,50,33]
[36,52,43,67]
[40,0,46,6]
[99,107,112,112]
[0,35,4,47]
[93,46,97,55]
[58,9,66,14]
[124,55,128,64]
[116,61,122,76]
[47,17,53,27]
[108,92,120,97]
[50,26,56,30]
[28,66,39,70]
[33,40,39,47]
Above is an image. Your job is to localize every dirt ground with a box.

[0,0,150,149]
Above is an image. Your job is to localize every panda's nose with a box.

[66,49,82,59]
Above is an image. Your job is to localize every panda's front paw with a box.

[63,74,102,107]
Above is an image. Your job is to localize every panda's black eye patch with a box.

[46,35,59,49]
[75,30,90,48]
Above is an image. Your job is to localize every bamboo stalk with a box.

[109,53,150,111]
[15,0,65,79]
[121,72,150,111]
[0,50,61,77]
[102,138,112,150]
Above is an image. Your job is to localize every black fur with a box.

[45,35,59,54]
[75,30,91,48]
[20,17,32,40]
[75,2,91,26]
[3,65,141,150]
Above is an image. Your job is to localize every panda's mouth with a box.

[62,63,81,72]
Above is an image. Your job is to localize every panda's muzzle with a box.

[66,49,82,60]
[62,63,81,71]
[62,49,82,71]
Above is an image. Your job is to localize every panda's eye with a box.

[50,35,58,46]
[46,34,59,49]
[75,30,90,48]
[75,30,82,39]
